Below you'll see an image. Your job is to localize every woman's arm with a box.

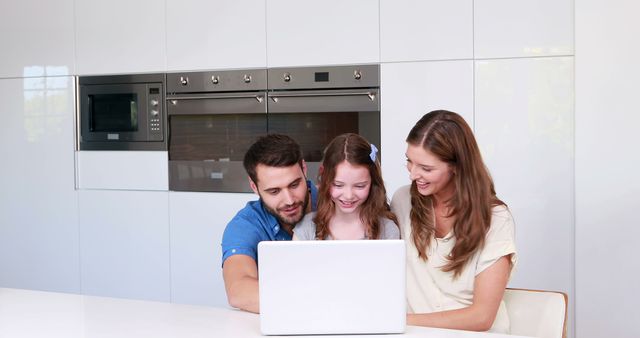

[407,255,511,331]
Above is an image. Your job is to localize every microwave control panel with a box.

[147,85,163,141]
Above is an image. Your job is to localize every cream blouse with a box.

[390,185,517,333]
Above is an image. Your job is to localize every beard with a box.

[260,190,310,227]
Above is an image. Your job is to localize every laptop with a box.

[258,239,406,335]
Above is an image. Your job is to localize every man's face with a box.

[250,163,309,228]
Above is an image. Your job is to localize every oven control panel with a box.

[148,85,163,141]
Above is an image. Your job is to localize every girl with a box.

[293,133,398,240]
[391,110,517,333]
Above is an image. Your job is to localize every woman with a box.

[391,110,517,333]
[294,133,398,240]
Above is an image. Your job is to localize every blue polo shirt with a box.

[221,180,318,266]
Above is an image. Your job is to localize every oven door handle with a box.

[167,93,267,115]
[267,89,379,113]
[268,90,376,102]
[167,94,265,103]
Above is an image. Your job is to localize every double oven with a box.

[78,65,380,193]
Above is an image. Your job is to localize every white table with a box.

[0,288,529,338]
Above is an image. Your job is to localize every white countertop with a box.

[0,288,529,338]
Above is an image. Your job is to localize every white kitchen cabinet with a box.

[0,77,79,293]
[380,61,474,196]
[266,0,380,67]
[77,151,168,191]
[474,0,573,58]
[380,0,473,62]
[78,190,170,301]
[474,57,574,294]
[166,0,267,71]
[75,0,166,75]
[0,0,75,78]
[575,3,640,337]
[169,191,256,307]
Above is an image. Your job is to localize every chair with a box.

[503,288,568,338]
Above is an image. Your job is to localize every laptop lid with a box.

[258,240,406,335]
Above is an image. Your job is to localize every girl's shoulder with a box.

[379,215,397,224]
[378,216,401,239]
[297,211,318,229]
[300,211,317,223]
[293,212,318,240]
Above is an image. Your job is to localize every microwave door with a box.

[81,83,150,142]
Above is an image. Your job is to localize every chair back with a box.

[503,288,568,338]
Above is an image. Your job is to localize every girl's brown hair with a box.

[407,110,505,277]
[313,133,397,240]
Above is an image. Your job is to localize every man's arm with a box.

[222,254,260,313]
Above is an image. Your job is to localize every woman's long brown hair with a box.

[407,110,504,277]
[314,133,397,240]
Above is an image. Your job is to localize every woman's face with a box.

[405,143,455,198]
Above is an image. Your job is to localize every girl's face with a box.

[405,144,455,198]
[329,161,371,215]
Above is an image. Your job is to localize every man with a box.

[221,134,318,313]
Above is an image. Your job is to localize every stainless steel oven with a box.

[78,74,166,150]
[166,69,268,192]
[166,64,380,193]
[267,64,380,180]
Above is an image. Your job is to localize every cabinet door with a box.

[166,0,267,71]
[474,56,574,294]
[75,0,166,75]
[266,0,380,67]
[77,151,169,191]
[169,191,256,306]
[0,0,75,78]
[79,190,170,302]
[0,77,79,292]
[474,0,573,58]
[380,61,473,196]
[380,0,473,62]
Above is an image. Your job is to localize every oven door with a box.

[167,92,267,192]
[267,88,380,182]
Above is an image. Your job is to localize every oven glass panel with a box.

[169,114,267,192]
[169,114,267,161]
[89,93,138,132]
[268,112,360,162]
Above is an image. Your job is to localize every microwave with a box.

[78,73,167,150]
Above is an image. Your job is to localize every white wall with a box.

[575,1,640,337]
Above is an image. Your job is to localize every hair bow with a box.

[369,144,378,162]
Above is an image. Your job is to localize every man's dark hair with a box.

[243,134,304,184]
